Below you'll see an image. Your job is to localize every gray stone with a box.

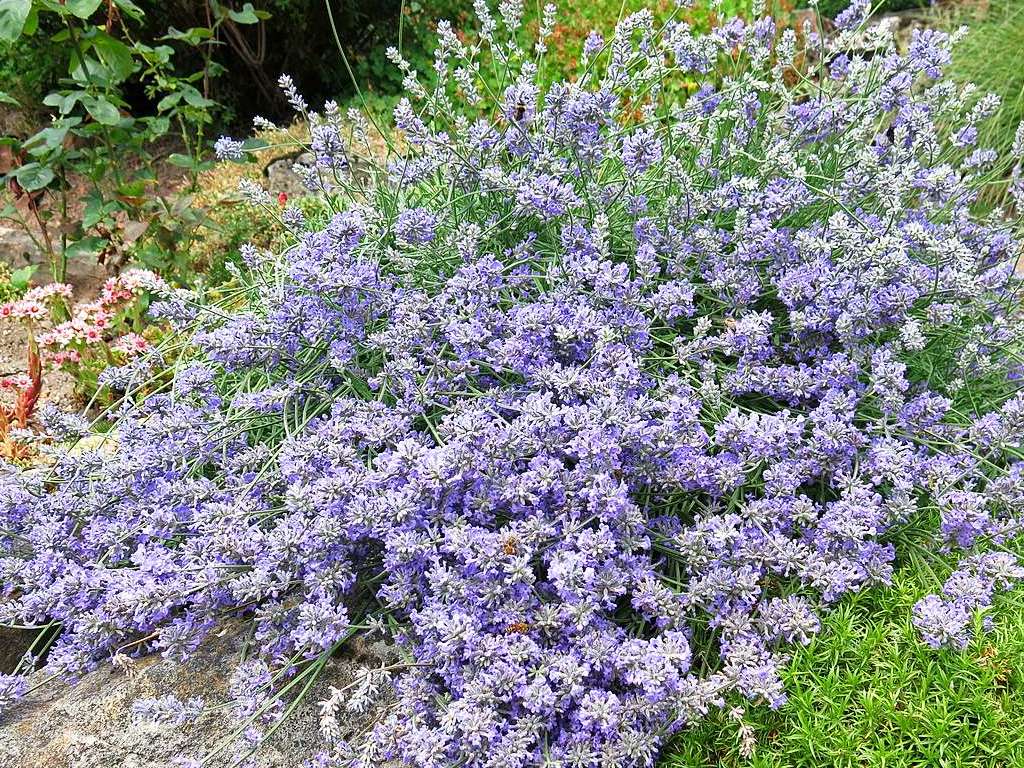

[0,623,399,768]
[0,628,34,675]
[0,224,109,300]
[263,153,380,199]
[264,152,318,199]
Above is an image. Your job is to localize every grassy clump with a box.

[943,0,1024,164]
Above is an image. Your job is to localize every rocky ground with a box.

[0,623,399,768]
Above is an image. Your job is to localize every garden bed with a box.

[1,2,1023,767]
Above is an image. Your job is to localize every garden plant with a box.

[1,1,1024,767]
[0,0,261,284]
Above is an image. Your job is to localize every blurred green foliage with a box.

[799,0,928,18]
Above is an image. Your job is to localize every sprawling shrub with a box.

[2,2,1023,767]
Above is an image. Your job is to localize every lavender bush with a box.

[3,1,1024,766]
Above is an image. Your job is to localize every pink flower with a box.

[19,302,46,321]
[113,333,149,357]
[24,283,73,303]
[0,374,33,391]
[117,269,169,295]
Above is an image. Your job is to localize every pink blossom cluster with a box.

[34,270,166,362]
[0,283,73,322]
[100,269,170,305]
[0,374,34,393]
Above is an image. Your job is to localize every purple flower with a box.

[396,207,439,245]
[1,5,1023,768]
[834,0,870,32]
[621,127,663,176]
[515,172,579,220]
[908,29,953,80]
[214,136,245,161]
[913,595,972,649]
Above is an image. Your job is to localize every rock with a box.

[0,623,400,768]
[0,224,109,300]
[264,152,317,199]
[263,153,381,199]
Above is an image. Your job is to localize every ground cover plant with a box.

[666,538,1024,766]
[2,1,1024,767]
[0,268,168,459]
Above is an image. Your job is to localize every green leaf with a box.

[82,95,121,125]
[82,197,102,228]
[10,265,36,292]
[116,179,147,197]
[65,0,103,19]
[167,152,199,169]
[156,91,182,112]
[161,26,213,45]
[14,163,55,191]
[82,191,115,228]
[150,44,174,63]
[227,3,262,24]
[67,51,108,86]
[0,0,32,42]
[43,91,81,114]
[112,0,144,20]
[0,90,18,106]
[89,31,136,83]
[65,235,106,260]
[21,4,35,34]
[182,86,215,109]
[21,122,75,154]
[167,153,213,173]
[145,115,170,137]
